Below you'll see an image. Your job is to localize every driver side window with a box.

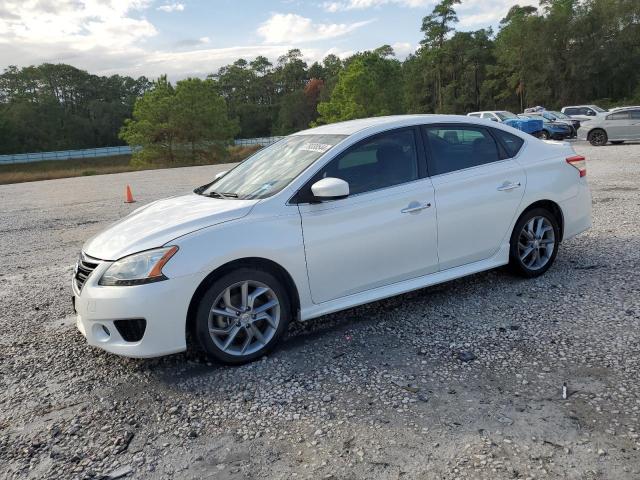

[311,128,419,196]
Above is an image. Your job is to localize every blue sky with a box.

[0,0,537,79]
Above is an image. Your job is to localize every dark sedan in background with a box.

[518,115,574,140]
[525,111,580,138]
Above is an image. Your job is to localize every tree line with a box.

[1,0,638,158]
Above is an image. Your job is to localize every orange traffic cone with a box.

[124,185,135,203]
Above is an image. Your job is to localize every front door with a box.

[296,128,439,304]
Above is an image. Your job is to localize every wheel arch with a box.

[185,257,301,344]
[587,127,607,141]
[516,200,564,242]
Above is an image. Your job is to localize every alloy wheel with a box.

[517,216,555,270]
[590,130,607,146]
[208,280,280,356]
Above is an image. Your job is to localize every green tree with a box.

[420,0,461,111]
[0,63,150,154]
[120,77,238,165]
[119,76,177,164]
[316,47,403,124]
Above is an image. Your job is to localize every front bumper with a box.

[73,263,204,358]
[577,128,589,141]
[550,130,572,140]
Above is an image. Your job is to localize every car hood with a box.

[83,193,258,260]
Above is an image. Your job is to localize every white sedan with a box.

[73,115,592,363]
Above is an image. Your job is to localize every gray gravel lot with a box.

[1,142,639,479]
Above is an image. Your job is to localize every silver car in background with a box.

[577,107,640,146]
[561,105,607,123]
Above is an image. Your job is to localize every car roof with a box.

[610,106,640,111]
[563,105,599,109]
[293,114,504,136]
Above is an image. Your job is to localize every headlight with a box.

[99,246,178,286]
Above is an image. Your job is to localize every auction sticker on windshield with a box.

[300,143,333,153]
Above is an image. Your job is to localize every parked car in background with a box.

[577,107,640,146]
[561,105,607,122]
[519,115,573,140]
[610,105,640,112]
[73,115,591,363]
[467,110,543,136]
[525,110,580,138]
[467,111,519,122]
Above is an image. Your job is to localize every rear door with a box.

[605,111,631,140]
[422,124,526,271]
[626,110,640,139]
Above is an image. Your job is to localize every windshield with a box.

[550,111,569,119]
[200,134,347,200]
[496,111,518,120]
[591,105,607,113]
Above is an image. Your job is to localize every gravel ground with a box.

[1,142,639,480]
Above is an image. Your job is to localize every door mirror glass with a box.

[311,177,349,201]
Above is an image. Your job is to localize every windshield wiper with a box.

[204,191,239,199]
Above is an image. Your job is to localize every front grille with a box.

[114,319,147,342]
[75,253,100,291]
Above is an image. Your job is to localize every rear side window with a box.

[607,112,630,120]
[630,110,640,119]
[424,126,501,175]
[492,128,524,157]
[564,108,578,115]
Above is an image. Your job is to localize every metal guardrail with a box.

[233,137,283,147]
[0,146,133,165]
[0,137,283,165]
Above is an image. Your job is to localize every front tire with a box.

[194,268,291,365]
[508,208,560,278]
[588,129,608,146]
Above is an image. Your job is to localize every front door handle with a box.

[497,181,521,192]
[401,201,431,214]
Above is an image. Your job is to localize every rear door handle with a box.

[497,182,521,191]
[401,201,431,214]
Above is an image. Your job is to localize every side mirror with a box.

[214,170,228,180]
[586,110,595,116]
[311,177,349,201]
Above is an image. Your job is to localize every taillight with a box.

[566,155,586,177]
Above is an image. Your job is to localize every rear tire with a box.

[539,130,550,140]
[193,268,291,365]
[588,129,608,146]
[508,208,560,278]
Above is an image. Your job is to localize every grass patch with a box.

[0,145,262,185]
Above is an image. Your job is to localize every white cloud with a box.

[457,0,538,29]
[322,0,432,12]
[257,13,373,44]
[157,3,185,13]
[322,0,540,31]
[0,0,156,53]
[391,41,415,58]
